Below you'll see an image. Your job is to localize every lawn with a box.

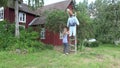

[0,44,120,68]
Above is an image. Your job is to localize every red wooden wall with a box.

[26,14,35,28]
[41,30,62,46]
[4,7,15,23]
[4,7,35,28]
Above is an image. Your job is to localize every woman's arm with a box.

[66,31,69,35]
[63,31,69,35]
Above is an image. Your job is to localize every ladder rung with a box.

[69,36,77,53]
[70,39,75,40]
[70,50,76,52]
[70,44,75,46]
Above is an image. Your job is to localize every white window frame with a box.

[40,28,45,39]
[0,7,4,21]
[59,32,63,39]
[19,12,26,23]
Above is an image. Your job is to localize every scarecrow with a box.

[67,8,79,37]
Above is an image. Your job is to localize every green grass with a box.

[0,44,120,68]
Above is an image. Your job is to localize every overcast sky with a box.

[23,0,95,5]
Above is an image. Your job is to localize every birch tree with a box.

[15,0,19,38]
[28,0,44,10]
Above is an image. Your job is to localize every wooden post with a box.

[15,0,19,38]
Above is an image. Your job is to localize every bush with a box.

[0,21,53,52]
[6,29,53,52]
[0,20,14,51]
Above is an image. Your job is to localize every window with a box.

[40,28,45,39]
[0,7,4,21]
[59,32,63,39]
[19,12,26,23]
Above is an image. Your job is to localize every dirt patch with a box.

[85,47,92,51]
[96,54,104,62]
[54,46,76,54]
[54,46,63,52]
[83,58,92,63]
[96,54,104,59]
[110,59,120,68]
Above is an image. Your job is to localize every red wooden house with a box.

[29,0,74,46]
[0,2,38,28]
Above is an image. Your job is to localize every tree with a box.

[28,0,44,10]
[90,0,120,43]
[75,1,94,40]
[0,0,8,7]
[46,10,68,33]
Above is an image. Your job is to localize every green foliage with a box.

[46,10,68,33]
[28,0,44,10]
[0,0,8,7]
[76,2,94,41]
[0,21,53,52]
[90,0,120,43]
[0,20,14,50]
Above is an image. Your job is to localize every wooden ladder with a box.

[69,36,77,54]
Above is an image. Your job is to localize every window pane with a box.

[23,14,25,21]
[20,17,22,21]
[41,28,45,39]
[59,32,63,39]
[0,7,4,20]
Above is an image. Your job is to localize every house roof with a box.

[9,3,38,16]
[36,0,72,15]
[29,0,73,25]
[29,17,46,25]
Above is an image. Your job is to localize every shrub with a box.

[0,21,53,52]
[6,29,53,52]
[0,20,14,50]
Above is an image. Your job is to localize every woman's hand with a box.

[66,31,69,34]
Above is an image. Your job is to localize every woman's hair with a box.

[64,26,69,31]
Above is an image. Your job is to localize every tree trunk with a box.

[15,0,19,38]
